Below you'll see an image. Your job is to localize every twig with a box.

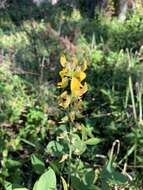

[0,0,7,9]
[110,139,120,162]
[39,56,45,85]
[11,70,40,76]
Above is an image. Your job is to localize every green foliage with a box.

[33,167,56,190]
[0,64,30,123]
[1,2,143,190]
[81,14,143,51]
[31,154,45,174]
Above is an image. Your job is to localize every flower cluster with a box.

[58,54,88,109]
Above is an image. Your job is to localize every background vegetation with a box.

[1,0,143,189]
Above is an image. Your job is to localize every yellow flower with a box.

[75,71,86,81]
[57,77,69,88]
[60,54,66,67]
[71,77,88,97]
[58,91,71,108]
[58,54,88,108]
[79,71,86,81]
[59,68,68,78]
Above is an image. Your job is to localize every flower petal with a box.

[58,91,71,108]
[60,54,66,67]
[59,68,68,78]
[71,77,87,97]
[71,77,81,96]
[75,71,86,81]
[57,77,68,88]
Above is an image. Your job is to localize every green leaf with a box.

[84,170,95,185]
[124,144,136,159]
[71,176,87,190]
[13,188,28,190]
[101,163,128,189]
[31,154,45,174]
[71,176,100,190]
[4,181,12,190]
[6,159,22,168]
[49,160,60,175]
[46,141,64,157]
[71,134,87,155]
[33,167,56,190]
[88,185,101,190]
[85,138,102,145]
[33,181,39,190]
[109,170,128,185]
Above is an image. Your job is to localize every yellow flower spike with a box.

[57,77,69,88]
[71,77,88,97]
[60,54,67,67]
[58,91,71,108]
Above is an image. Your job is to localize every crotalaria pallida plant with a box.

[58,54,88,109]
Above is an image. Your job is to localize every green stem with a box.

[134,143,137,167]
[125,85,129,109]
[68,127,72,190]
[67,109,73,190]
[138,86,142,123]
[129,76,137,120]
[127,49,137,121]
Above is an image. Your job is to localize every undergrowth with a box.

[1,4,143,190]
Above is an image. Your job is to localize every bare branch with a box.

[0,0,7,9]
